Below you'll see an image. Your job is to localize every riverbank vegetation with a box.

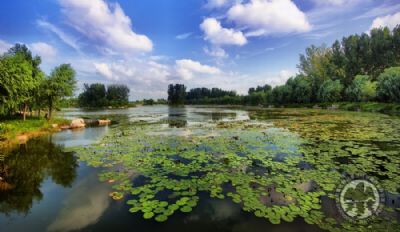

[0,117,69,148]
[0,44,77,120]
[167,26,400,111]
[78,83,131,108]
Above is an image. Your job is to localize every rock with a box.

[60,125,71,130]
[70,118,85,129]
[51,124,58,128]
[98,119,111,125]
[313,105,321,109]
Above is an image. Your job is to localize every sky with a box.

[1,0,400,100]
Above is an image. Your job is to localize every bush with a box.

[317,80,343,102]
[377,67,400,102]
[345,75,377,102]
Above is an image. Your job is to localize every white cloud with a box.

[204,46,228,58]
[311,0,360,6]
[30,42,57,60]
[89,58,171,99]
[205,0,239,8]
[59,0,152,53]
[200,18,247,46]
[227,0,311,36]
[37,19,81,52]
[269,69,295,86]
[176,32,192,40]
[175,59,221,80]
[0,39,12,55]
[94,62,135,81]
[369,12,400,31]
[354,3,400,20]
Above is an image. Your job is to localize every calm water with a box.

[0,106,398,232]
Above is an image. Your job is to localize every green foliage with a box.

[317,80,343,103]
[0,53,34,114]
[78,83,130,107]
[377,67,400,102]
[286,75,312,104]
[345,75,377,102]
[106,84,130,106]
[168,84,186,105]
[271,85,291,104]
[41,64,76,119]
[143,99,155,105]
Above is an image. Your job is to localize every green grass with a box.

[337,102,400,114]
[0,117,70,141]
[274,102,400,115]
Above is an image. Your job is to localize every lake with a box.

[0,106,399,232]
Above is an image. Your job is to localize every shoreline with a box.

[0,118,71,151]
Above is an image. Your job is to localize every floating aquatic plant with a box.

[70,108,400,232]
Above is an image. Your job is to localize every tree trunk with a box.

[48,97,53,121]
[23,103,27,121]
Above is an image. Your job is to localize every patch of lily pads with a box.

[70,108,400,231]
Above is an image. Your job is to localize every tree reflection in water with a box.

[0,136,78,215]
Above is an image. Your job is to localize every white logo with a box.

[336,177,384,222]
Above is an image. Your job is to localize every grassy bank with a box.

[0,117,70,148]
[266,102,400,115]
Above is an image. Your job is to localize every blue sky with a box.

[1,0,400,99]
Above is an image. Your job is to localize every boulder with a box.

[70,118,85,129]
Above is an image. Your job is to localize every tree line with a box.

[78,83,130,108]
[168,26,400,106]
[0,44,76,120]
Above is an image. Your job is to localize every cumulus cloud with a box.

[59,0,152,54]
[227,0,311,36]
[200,18,247,46]
[0,39,12,54]
[369,12,400,31]
[30,42,57,59]
[175,59,221,80]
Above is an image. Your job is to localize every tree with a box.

[0,53,34,117]
[298,45,334,102]
[106,84,129,107]
[271,85,292,104]
[78,83,107,107]
[7,44,43,120]
[42,64,76,119]
[168,84,186,105]
[317,80,343,103]
[377,67,400,102]
[345,75,376,102]
[286,75,312,104]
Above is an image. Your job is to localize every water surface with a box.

[0,106,399,232]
